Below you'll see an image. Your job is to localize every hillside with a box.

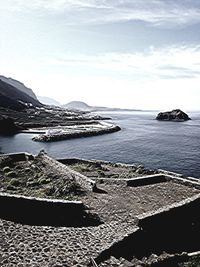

[63,101,142,112]
[0,75,38,100]
[37,96,61,106]
[63,101,92,111]
[0,79,42,110]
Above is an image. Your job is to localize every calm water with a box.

[0,111,200,178]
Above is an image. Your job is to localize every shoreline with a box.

[0,106,122,141]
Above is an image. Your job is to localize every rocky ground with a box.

[0,153,200,266]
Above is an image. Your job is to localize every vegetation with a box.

[0,158,86,200]
[179,256,200,267]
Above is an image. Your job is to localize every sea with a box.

[0,111,200,178]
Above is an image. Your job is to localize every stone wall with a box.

[0,152,34,163]
[0,193,101,227]
[126,173,200,189]
[94,193,200,264]
[58,157,138,168]
[38,153,96,192]
[126,174,167,186]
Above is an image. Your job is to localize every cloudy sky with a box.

[0,0,200,110]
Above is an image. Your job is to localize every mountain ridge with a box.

[63,100,143,112]
[0,79,42,110]
[0,75,37,100]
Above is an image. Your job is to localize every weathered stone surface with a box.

[156,109,191,121]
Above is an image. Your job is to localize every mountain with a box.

[37,96,61,106]
[0,75,37,100]
[63,101,142,112]
[63,101,92,111]
[0,79,42,110]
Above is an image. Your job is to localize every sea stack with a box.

[156,109,191,121]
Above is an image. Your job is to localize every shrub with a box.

[26,181,39,187]
[5,171,17,178]
[7,185,17,191]
[97,170,106,177]
[9,178,20,187]
[3,166,10,173]
[38,177,51,185]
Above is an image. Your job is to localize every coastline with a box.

[0,106,121,142]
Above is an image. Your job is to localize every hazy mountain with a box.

[63,101,92,111]
[37,96,61,106]
[0,79,42,110]
[63,101,142,112]
[0,75,37,100]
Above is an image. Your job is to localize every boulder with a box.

[0,115,20,134]
[156,109,191,121]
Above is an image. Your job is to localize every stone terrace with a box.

[0,154,200,266]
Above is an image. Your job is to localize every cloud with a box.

[1,0,200,27]
[51,45,200,80]
[2,43,200,110]
[0,0,110,12]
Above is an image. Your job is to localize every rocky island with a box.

[156,109,191,121]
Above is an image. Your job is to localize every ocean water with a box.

[0,111,200,178]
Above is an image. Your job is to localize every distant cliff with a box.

[0,75,37,100]
[156,109,191,121]
[0,79,42,110]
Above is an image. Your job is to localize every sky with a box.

[0,0,200,110]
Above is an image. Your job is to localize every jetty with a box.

[32,121,120,142]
